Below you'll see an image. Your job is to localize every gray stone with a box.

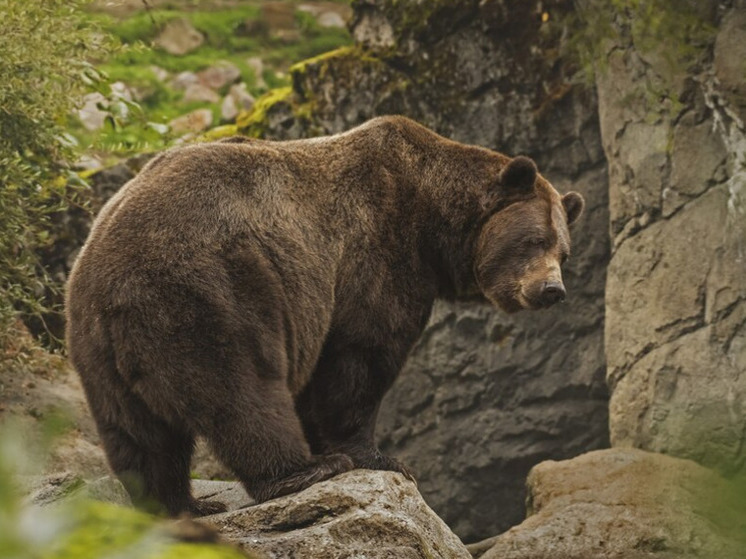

[197,62,241,90]
[202,470,471,559]
[77,92,108,131]
[596,0,746,477]
[714,1,746,119]
[246,57,267,90]
[171,71,199,91]
[22,472,131,508]
[221,83,255,122]
[192,480,253,512]
[183,83,220,104]
[479,449,746,559]
[169,108,214,135]
[150,65,170,83]
[317,11,345,28]
[155,18,204,56]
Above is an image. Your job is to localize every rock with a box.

[298,2,352,29]
[110,81,134,102]
[317,11,346,28]
[150,65,170,82]
[77,92,108,131]
[714,1,746,118]
[197,61,241,90]
[183,83,220,104]
[221,95,239,122]
[203,470,471,559]
[221,83,255,121]
[478,448,746,559]
[246,56,267,89]
[0,324,108,479]
[595,0,746,476]
[171,70,200,91]
[169,108,214,135]
[192,480,253,513]
[154,18,204,56]
[260,2,297,36]
[21,472,131,508]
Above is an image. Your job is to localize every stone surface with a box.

[203,470,471,559]
[249,0,610,541]
[193,480,253,513]
[171,70,200,91]
[596,0,746,477]
[21,472,132,508]
[155,18,204,56]
[246,56,267,89]
[77,92,108,131]
[478,448,746,559]
[221,83,255,122]
[169,108,214,134]
[0,324,108,479]
[197,61,241,90]
[183,83,221,104]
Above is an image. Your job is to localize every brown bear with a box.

[65,115,584,516]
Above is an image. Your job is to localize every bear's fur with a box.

[65,116,584,515]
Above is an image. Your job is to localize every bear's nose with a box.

[541,281,566,306]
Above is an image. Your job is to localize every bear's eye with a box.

[561,253,569,265]
[528,237,546,248]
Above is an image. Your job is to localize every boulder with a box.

[594,0,746,476]
[203,470,471,559]
[246,57,267,90]
[477,448,746,559]
[77,92,108,131]
[171,71,200,91]
[183,83,220,104]
[197,61,241,90]
[221,83,255,121]
[155,18,204,56]
[169,108,214,135]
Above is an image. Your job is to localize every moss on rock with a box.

[46,500,251,559]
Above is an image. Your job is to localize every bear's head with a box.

[474,156,584,313]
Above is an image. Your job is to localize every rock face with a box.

[477,448,746,559]
[595,0,746,476]
[243,0,610,541]
[204,470,472,559]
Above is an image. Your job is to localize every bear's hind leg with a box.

[197,378,353,503]
[89,388,224,517]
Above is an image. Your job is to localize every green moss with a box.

[45,500,249,559]
[198,125,240,142]
[289,46,380,77]
[236,86,294,137]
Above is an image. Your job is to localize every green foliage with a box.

[0,419,250,559]
[79,3,351,158]
[0,0,109,345]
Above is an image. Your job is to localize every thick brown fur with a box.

[65,116,584,515]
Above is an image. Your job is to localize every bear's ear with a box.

[562,191,585,225]
[500,156,537,195]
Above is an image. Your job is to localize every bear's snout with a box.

[540,280,566,306]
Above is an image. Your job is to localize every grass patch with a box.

[75,2,352,159]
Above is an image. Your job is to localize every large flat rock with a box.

[479,448,746,559]
[202,470,471,559]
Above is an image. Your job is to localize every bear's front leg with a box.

[296,343,415,482]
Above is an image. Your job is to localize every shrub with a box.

[0,0,108,344]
